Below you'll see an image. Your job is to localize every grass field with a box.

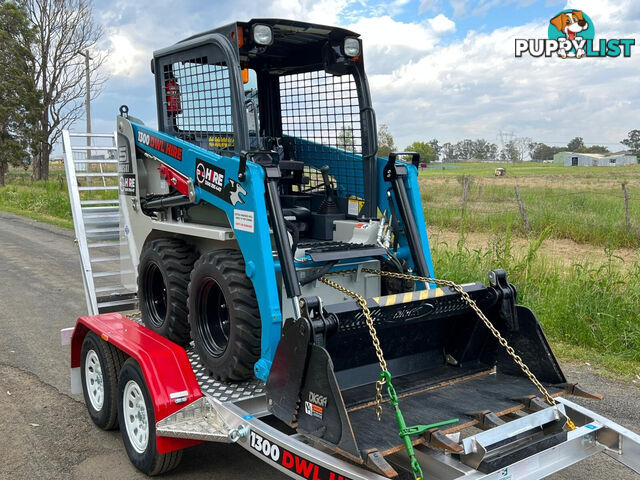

[0,165,116,229]
[1,161,639,378]
[419,162,640,249]
[430,228,640,378]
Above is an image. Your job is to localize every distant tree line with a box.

[377,125,640,164]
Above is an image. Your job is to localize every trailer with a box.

[61,18,640,480]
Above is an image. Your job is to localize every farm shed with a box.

[553,151,638,167]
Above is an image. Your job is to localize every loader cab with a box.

[151,19,378,225]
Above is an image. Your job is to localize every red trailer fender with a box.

[71,313,203,453]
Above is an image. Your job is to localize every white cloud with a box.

[265,0,353,25]
[347,15,457,72]
[450,0,467,17]
[366,6,640,148]
[428,14,456,34]
[419,0,439,14]
[103,34,147,78]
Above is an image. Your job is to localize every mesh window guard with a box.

[162,57,235,151]
[279,70,364,199]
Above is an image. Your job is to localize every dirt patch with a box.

[430,228,639,268]
[419,175,640,191]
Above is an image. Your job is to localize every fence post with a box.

[621,183,631,232]
[461,175,470,215]
[514,185,530,232]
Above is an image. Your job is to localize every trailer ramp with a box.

[62,130,137,314]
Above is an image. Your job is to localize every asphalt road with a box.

[0,211,638,479]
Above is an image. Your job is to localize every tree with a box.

[500,140,519,162]
[405,141,435,163]
[441,142,455,162]
[513,136,533,162]
[473,138,498,161]
[26,0,107,180]
[428,138,441,161]
[377,123,395,158]
[530,143,566,161]
[575,144,610,154]
[567,136,585,151]
[621,129,640,155]
[337,125,354,152]
[0,1,40,186]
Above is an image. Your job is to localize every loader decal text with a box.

[195,159,246,206]
[137,130,183,161]
[119,174,136,196]
[249,431,352,480]
[195,159,225,196]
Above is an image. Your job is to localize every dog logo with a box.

[548,10,591,58]
[515,10,634,59]
[223,179,246,206]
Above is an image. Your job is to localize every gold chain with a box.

[320,268,575,431]
[319,276,388,420]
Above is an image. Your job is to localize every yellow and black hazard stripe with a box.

[372,288,445,307]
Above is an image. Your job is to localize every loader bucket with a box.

[266,270,568,470]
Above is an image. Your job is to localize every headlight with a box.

[252,24,273,46]
[343,37,360,57]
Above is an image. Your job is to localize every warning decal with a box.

[234,209,254,233]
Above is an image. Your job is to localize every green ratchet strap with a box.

[380,370,459,480]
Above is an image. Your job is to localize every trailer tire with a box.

[188,249,261,381]
[138,238,197,345]
[81,331,124,430]
[117,358,182,476]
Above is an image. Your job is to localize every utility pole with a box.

[79,49,92,142]
[79,50,93,183]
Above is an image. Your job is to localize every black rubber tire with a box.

[117,358,183,476]
[81,331,126,430]
[138,238,197,345]
[188,249,261,381]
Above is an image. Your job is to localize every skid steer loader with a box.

[63,18,640,479]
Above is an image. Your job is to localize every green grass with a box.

[0,179,74,228]
[419,163,640,248]
[431,229,640,379]
[421,161,640,179]
[0,165,116,229]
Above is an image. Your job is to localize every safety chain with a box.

[319,276,388,421]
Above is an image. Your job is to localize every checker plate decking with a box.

[186,347,266,402]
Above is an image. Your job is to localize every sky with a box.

[75,0,639,155]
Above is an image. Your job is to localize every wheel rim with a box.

[123,380,149,453]
[85,350,104,411]
[196,278,230,357]
[143,262,167,327]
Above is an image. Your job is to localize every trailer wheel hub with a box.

[123,380,149,453]
[84,349,104,411]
